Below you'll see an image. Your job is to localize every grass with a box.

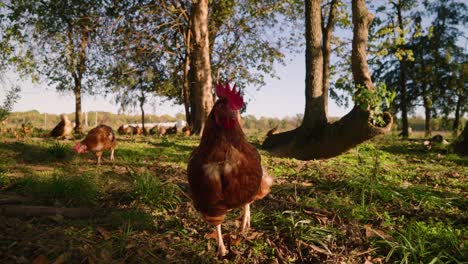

[0,132,466,263]
[14,172,99,206]
[129,167,181,211]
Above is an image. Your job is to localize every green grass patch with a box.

[376,220,466,263]
[128,168,181,211]
[14,172,99,206]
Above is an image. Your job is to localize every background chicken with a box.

[73,124,117,165]
[187,81,273,257]
[49,114,73,138]
[182,125,191,136]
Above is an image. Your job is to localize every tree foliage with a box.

[334,0,468,135]
[3,0,107,91]
[0,86,21,122]
[2,0,110,133]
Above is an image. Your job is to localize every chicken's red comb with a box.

[215,81,244,110]
[73,142,81,153]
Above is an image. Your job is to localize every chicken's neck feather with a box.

[199,113,248,151]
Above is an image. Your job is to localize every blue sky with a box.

[2,0,465,120]
[1,52,352,119]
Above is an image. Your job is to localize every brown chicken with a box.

[117,125,127,135]
[73,124,117,165]
[182,125,191,136]
[21,123,33,136]
[187,81,273,257]
[135,126,144,135]
[166,125,177,135]
[49,114,73,138]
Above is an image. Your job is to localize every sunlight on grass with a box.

[0,133,466,263]
[376,220,465,263]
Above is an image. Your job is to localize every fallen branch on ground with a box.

[0,205,93,218]
[266,195,333,217]
[0,194,32,205]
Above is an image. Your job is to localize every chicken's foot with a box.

[216,224,227,257]
[240,203,251,234]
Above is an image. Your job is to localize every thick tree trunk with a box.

[189,0,213,135]
[301,0,326,130]
[454,121,468,156]
[396,2,409,138]
[183,50,192,128]
[423,96,432,137]
[69,25,88,135]
[399,80,409,137]
[453,93,462,133]
[262,0,392,160]
[351,0,374,89]
[322,0,338,118]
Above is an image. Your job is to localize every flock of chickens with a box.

[117,123,182,136]
[43,81,273,257]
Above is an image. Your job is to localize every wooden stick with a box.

[0,205,93,218]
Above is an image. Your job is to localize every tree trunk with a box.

[322,0,338,118]
[262,0,392,160]
[183,46,192,128]
[66,23,82,134]
[454,121,468,156]
[69,24,88,134]
[301,0,326,130]
[396,1,409,138]
[0,205,93,218]
[423,95,432,137]
[74,84,83,134]
[189,0,214,135]
[351,0,374,89]
[140,91,146,135]
[399,79,409,137]
[453,93,462,133]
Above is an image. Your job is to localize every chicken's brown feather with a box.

[188,101,264,224]
[81,125,116,152]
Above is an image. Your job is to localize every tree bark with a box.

[322,0,338,118]
[423,95,432,137]
[301,0,326,130]
[74,84,82,134]
[189,0,214,135]
[262,0,392,160]
[396,2,409,138]
[351,0,374,89]
[0,205,93,218]
[453,92,463,133]
[183,41,192,128]
[140,88,146,135]
[67,23,88,134]
[454,121,468,156]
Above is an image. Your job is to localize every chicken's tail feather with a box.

[254,168,274,200]
[203,214,225,225]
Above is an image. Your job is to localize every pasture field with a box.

[0,133,466,263]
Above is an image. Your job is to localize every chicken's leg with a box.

[240,203,251,234]
[215,224,227,257]
[110,148,115,161]
[96,152,102,165]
